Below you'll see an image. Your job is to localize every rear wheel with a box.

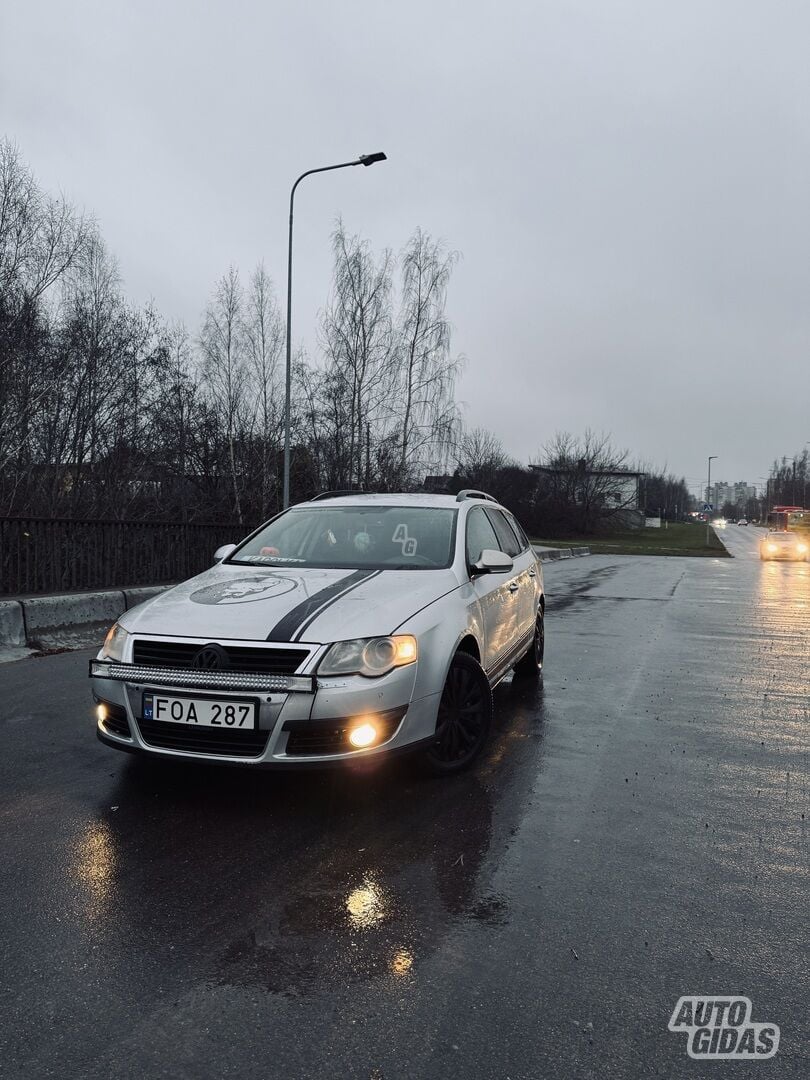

[422,652,493,775]
[513,610,544,680]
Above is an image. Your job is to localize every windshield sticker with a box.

[242,554,306,563]
[190,575,299,605]
[392,523,418,557]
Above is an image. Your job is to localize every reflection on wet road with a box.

[1,525,807,1079]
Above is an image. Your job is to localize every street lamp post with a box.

[282,151,387,510]
[706,455,717,547]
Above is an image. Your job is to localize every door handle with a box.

[508,582,520,593]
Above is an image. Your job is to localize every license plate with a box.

[142,693,257,729]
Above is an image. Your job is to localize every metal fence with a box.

[0,517,242,595]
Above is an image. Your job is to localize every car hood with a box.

[121,563,462,643]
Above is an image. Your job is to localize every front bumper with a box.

[760,548,808,561]
[90,655,440,767]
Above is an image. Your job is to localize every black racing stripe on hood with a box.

[266,570,376,642]
[292,570,382,642]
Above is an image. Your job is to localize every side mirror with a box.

[472,548,513,575]
[213,543,237,563]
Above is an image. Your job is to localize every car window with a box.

[230,506,458,570]
[465,506,501,564]
[506,512,531,552]
[484,508,522,558]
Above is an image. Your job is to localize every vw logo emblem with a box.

[192,644,230,670]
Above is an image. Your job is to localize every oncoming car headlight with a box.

[101,623,130,662]
[797,542,808,554]
[318,636,417,678]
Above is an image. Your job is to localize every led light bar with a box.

[89,660,315,693]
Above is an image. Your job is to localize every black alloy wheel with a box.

[423,651,493,774]
[513,610,544,680]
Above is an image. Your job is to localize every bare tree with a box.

[320,222,394,488]
[394,229,461,484]
[455,426,512,490]
[243,262,284,518]
[533,430,634,533]
[0,139,95,485]
[200,268,247,524]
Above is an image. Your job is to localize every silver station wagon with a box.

[90,491,544,774]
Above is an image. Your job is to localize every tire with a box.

[513,610,544,681]
[422,652,493,775]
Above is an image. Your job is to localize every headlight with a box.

[318,635,418,678]
[797,543,808,554]
[101,623,130,662]
[767,543,778,553]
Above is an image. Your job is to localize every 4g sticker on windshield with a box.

[392,523,418,557]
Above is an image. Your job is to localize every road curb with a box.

[0,585,172,648]
[533,546,592,562]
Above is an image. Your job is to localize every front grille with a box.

[137,718,269,758]
[133,640,308,674]
[99,701,131,738]
[283,708,406,757]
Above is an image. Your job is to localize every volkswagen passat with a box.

[90,491,544,773]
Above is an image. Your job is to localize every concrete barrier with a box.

[124,585,172,610]
[0,585,175,651]
[0,601,25,647]
[22,591,127,637]
[534,545,591,562]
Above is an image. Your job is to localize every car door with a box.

[465,506,518,674]
[484,508,537,642]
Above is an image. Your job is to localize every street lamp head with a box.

[358,151,387,166]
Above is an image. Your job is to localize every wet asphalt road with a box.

[1,528,807,1080]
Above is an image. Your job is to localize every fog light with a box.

[348,722,378,748]
[96,703,107,723]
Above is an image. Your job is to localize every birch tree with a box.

[395,229,461,483]
[200,268,247,524]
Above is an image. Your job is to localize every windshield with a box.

[230,506,458,570]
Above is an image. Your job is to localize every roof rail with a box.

[310,489,374,501]
[455,489,499,503]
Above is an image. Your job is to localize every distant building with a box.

[705,480,756,512]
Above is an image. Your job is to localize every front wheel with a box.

[422,652,493,775]
[513,611,544,681]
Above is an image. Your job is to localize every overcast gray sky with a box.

[4,0,809,495]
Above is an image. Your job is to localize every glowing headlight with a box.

[101,623,130,662]
[767,543,778,554]
[797,543,808,554]
[318,635,418,678]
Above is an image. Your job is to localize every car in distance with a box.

[759,532,809,561]
[90,491,544,774]
[737,518,748,526]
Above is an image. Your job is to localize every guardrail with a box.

[0,517,239,595]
